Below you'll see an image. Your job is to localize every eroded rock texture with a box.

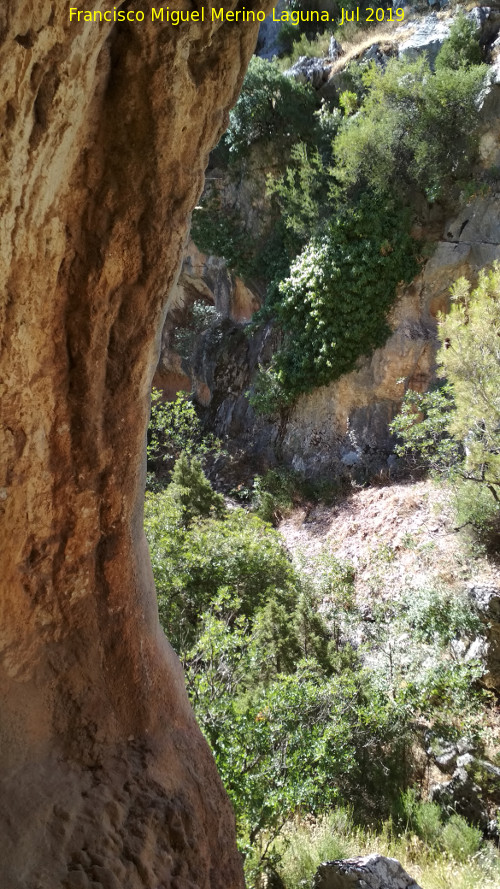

[0,2,269,886]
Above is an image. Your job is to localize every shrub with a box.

[223,56,318,161]
[435,12,483,72]
[197,663,409,852]
[391,264,500,538]
[401,790,443,845]
[390,383,460,474]
[172,300,219,362]
[268,144,332,247]
[147,389,221,482]
[402,586,482,646]
[334,55,487,201]
[145,483,297,651]
[259,196,417,402]
[165,453,226,528]
[441,814,483,862]
[438,267,500,504]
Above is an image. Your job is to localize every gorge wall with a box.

[0,2,270,886]
[156,20,500,481]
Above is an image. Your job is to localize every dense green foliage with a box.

[147,389,221,485]
[251,198,417,406]
[334,56,487,202]
[145,459,297,650]
[192,24,487,410]
[145,459,489,877]
[222,56,319,162]
[435,12,484,72]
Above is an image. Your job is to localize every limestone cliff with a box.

[0,2,270,886]
[156,16,500,480]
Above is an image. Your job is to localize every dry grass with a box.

[276,18,416,73]
[272,813,500,889]
[328,21,413,75]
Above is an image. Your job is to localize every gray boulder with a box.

[435,748,458,773]
[313,854,422,889]
[468,584,500,693]
[341,450,362,467]
[284,55,332,89]
[398,13,451,67]
[430,766,489,828]
[329,36,343,61]
[466,6,500,43]
[361,43,391,68]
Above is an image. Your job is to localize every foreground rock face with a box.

[313,855,422,889]
[0,2,269,886]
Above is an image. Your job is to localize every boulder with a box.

[361,43,391,68]
[430,767,489,828]
[466,6,500,43]
[313,854,422,889]
[468,584,500,693]
[329,36,344,60]
[435,748,458,773]
[284,55,332,89]
[398,13,451,67]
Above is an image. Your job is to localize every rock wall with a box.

[163,189,500,481]
[154,240,260,399]
[158,22,500,480]
[281,191,500,477]
[0,2,270,886]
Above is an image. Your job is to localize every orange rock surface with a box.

[0,3,269,885]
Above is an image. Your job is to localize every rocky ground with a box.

[278,478,500,604]
[279,477,500,824]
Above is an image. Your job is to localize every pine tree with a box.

[167,453,226,527]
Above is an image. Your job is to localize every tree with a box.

[147,389,221,482]
[334,56,487,201]
[222,56,318,161]
[435,12,483,72]
[438,267,500,502]
[166,453,226,528]
[391,264,500,536]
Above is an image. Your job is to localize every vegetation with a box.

[146,15,500,888]
[435,12,483,72]
[251,197,418,408]
[145,456,496,884]
[193,16,487,411]
[273,808,500,889]
[222,56,319,162]
[391,264,500,541]
[333,56,487,202]
[146,389,221,486]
